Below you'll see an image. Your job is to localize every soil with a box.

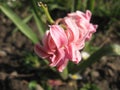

[0,9,120,90]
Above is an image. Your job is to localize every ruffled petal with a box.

[68,44,82,63]
[34,44,49,58]
[57,58,69,72]
[86,24,98,40]
[50,25,68,48]
[42,31,56,54]
[49,48,65,67]
[85,10,91,20]
[64,17,79,42]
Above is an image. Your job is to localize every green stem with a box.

[59,67,68,80]
[38,2,54,24]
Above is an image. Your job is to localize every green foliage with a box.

[0,3,39,44]
[42,83,52,90]
[12,14,33,33]
[71,44,120,74]
[80,83,100,90]
[83,38,99,55]
[29,81,37,90]
[39,0,72,11]
[23,53,40,69]
[94,0,120,18]
[87,0,95,13]
[75,0,87,11]
[0,0,22,8]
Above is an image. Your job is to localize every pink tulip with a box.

[34,10,98,72]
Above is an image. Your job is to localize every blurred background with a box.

[0,0,120,90]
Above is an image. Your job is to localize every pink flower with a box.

[34,10,98,72]
[61,10,98,63]
[34,25,69,72]
[63,10,98,49]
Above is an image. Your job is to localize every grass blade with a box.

[32,10,44,37]
[71,44,120,74]
[0,3,39,44]
[13,14,33,33]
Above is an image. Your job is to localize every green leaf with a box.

[80,83,100,90]
[0,3,39,44]
[32,9,44,36]
[71,44,120,73]
[30,0,45,37]
[13,14,32,33]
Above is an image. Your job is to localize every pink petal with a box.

[47,34,56,52]
[68,10,85,19]
[85,10,91,20]
[86,24,98,40]
[42,30,57,53]
[34,44,49,58]
[76,40,85,50]
[57,58,69,72]
[42,31,49,47]
[49,49,65,67]
[50,25,68,48]
[65,29,73,42]
[68,44,82,63]
[42,31,51,52]
[64,17,79,42]
[74,50,82,64]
